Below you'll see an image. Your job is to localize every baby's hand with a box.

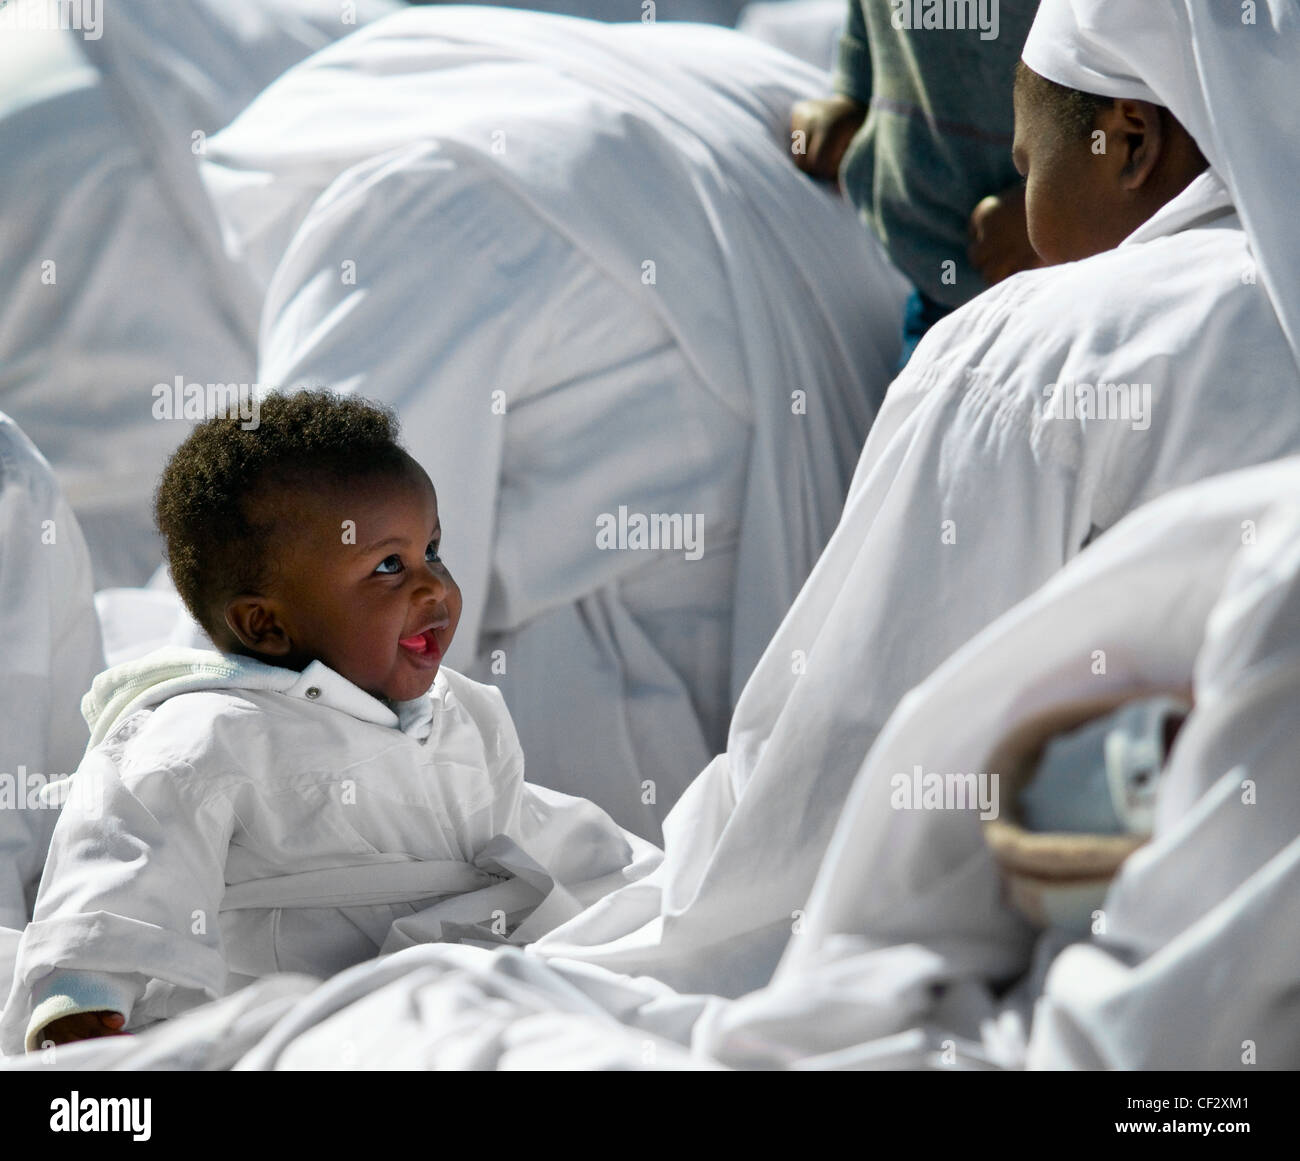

[967,184,1044,286]
[36,1010,130,1048]
[790,95,867,182]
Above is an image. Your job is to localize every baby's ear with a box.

[223,597,293,655]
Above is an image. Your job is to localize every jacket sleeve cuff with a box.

[26,970,137,1052]
[833,34,873,105]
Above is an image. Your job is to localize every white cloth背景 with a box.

[0,0,400,588]
[0,414,104,950]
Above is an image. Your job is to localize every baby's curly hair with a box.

[155,390,411,636]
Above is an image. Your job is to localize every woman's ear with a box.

[223,597,293,656]
[1109,98,1166,190]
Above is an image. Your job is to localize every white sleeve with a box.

[1029,502,1300,1070]
[0,740,238,1055]
[24,969,140,1052]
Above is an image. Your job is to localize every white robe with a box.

[0,0,398,587]
[694,456,1300,1069]
[532,168,1300,1000]
[0,649,658,1055]
[1029,484,1300,1070]
[0,415,104,935]
[200,7,908,839]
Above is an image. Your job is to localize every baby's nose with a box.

[416,564,447,599]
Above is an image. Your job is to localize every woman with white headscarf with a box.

[534,0,1300,1008]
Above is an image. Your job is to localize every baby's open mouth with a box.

[398,620,448,666]
[398,630,440,656]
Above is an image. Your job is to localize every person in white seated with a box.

[0,392,657,1054]
[0,413,103,935]
[531,0,1300,1004]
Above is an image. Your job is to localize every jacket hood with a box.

[40,648,440,812]
[81,646,286,749]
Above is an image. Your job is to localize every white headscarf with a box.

[1022,0,1300,372]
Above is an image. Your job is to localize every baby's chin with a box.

[372,666,440,704]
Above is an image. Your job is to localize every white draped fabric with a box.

[200,7,908,838]
[700,457,1300,1070]
[534,159,1300,993]
[0,0,399,587]
[0,416,104,939]
[0,942,713,1070]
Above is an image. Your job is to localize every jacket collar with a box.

[83,647,437,748]
[1120,168,1235,249]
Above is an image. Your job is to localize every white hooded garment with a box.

[697,456,1300,1070]
[200,7,908,840]
[0,649,659,1055]
[0,0,399,587]
[0,414,104,935]
[532,0,1300,999]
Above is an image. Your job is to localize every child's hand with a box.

[967,184,1044,285]
[36,1011,130,1048]
[790,96,867,182]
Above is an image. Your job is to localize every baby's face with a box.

[252,462,462,703]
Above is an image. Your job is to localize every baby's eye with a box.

[426,541,441,564]
[374,554,403,575]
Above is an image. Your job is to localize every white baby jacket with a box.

[0,648,660,1052]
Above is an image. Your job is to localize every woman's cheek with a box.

[1023,182,1053,262]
